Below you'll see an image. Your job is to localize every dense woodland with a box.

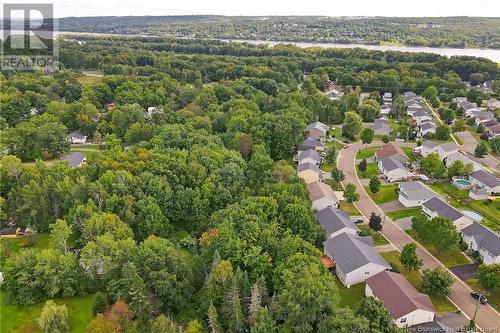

[57,16,500,49]
[0,36,499,332]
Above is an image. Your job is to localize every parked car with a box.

[353,218,364,224]
[471,291,488,304]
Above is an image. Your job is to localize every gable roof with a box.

[323,233,390,274]
[422,140,439,149]
[297,162,320,173]
[422,197,463,221]
[469,170,500,188]
[420,122,436,131]
[412,110,431,118]
[305,121,329,133]
[398,182,436,201]
[440,142,459,152]
[307,181,337,201]
[488,123,500,134]
[367,271,435,319]
[446,152,477,168]
[298,149,321,163]
[374,119,390,132]
[376,143,406,160]
[380,157,406,172]
[298,137,325,151]
[315,207,359,235]
[461,223,500,257]
[69,130,86,139]
[60,152,86,168]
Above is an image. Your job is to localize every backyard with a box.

[355,146,379,160]
[387,208,421,220]
[333,278,366,310]
[364,184,398,204]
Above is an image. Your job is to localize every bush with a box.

[93,292,109,315]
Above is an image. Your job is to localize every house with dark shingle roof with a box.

[420,141,458,159]
[366,271,435,328]
[469,170,500,194]
[305,121,330,141]
[378,157,410,182]
[375,143,408,164]
[373,118,391,136]
[298,149,322,165]
[461,223,500,264]
[323,233,390,287]
[418,122,436,137]
[422,197,473,230]
[315,207,360,239]
[60,152,86,168]
[397,182,437,207]
[298,137,326,153]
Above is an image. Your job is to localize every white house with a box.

[461,223,500,264]
[68,130,87,144]
[315,207,359,239]
[145,106,163,120]
[485,98,500,112]
[383,92,393,104]
[366,271,435,328]
[445,152,482,173]
[422,197,473,230]
[420,141,458,159]
[307,181,340,211]
[378,157,410,182]
[397,182,437,207]
[298,149,322,165]
[304,121,330,141]
[418,122,436,137]
[323,233,390,287]
[469,170,500,194]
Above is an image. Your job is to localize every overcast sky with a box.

[2,0,500,18]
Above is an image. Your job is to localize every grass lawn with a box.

[0,291,96,333]
[387,208,421,220]
[467,278,500,310]
[339,201,361,215]
[324,179,343,191]
[358,224,389,246]
[355,146,379,160]
[333,277,365,309]
[356,163,379,179]
[429,182,469,203]
[401,147,416,161]
[364,184,398,204]
[0,233,50,256]
[381,251,457,313]
[406,229,470,267]
[468,199,500,231]
[320,163,335,173]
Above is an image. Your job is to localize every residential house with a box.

[418,122,436,137]
[397,182,436,207]
[460,100,479,111]
[411,111,433,126]
[381,104,392,115]
[485,98,500,112]
[297,162,321,184]
[469,170,500,194]
[60,152,87,168]
[465,109,489,118]
[375,143,408,164]
[374,118,391,136]
[383,92,393,104]
[420,141,458,159]
[327,89,343,100]
[298,137,326,153]
[461,223,500,264]
[315,207,360,239]
[482,119,498,128]
[487,123,500,138]
[366,271,435,328]
[305,121,330,141]
[307,181,340,211]
[475,114,495,126]
[378,157,410,182]
[422,197,473,230]
[68,130,87,144]
[452,97,467,104]
[323,233,390,287]
[404,91,417,102]
[145,106,163,120]
[298,149,322,165]
[445,152,482,173]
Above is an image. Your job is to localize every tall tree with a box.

[400,243,423,270]
[38,300,69,333]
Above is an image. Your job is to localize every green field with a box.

[364,184,398,204]
[333,278,366,310]
[0,233,50,256]
[387,208,421,220]
[356,163,379,179]
[323,179,343,191]
[0,291,96,333]
[381,251,456,313]
[358,224,389,246]
[355,146,379,160]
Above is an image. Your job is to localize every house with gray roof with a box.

[298,149,322,165]
[60,152,86,168]
[420,141,458,159]
[461,223,500,264]
[323,233,390,287]
[68,130,87,144]
[469,170,500,194]
[315,207,360,239]
[397,182,437,207]
[445,152,482,173]
[378,157,410,182]
[298,137,326,153]
[297,162,321,184]
[305,121,330,141]
[374,118,391,136]
[307,181,340,211]
[418,122,436,137]
[422,197,473,230]
[383,92,393,104]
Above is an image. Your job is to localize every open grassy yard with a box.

[339,201,361,215]
[355,146,379,160]
[0,291,96,333]
[387,208,421,220]
[356,163,379,179]
[406,229,470,267]
[320,162,335,173]
[0,233,50,255]
[323,179,343,191]
[333,277,365,310]
[381,251,457,313]
[467,278,500,310]
[358,224,389,246]
[364,184,398,204]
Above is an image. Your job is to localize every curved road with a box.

[337,142,500,332]
[455,131,500,174]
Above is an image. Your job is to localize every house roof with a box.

[477,114,493,121]
[446,152,476,167]
[488,124,500,134]
[298,149,321,163]
[367,271,435,319]
[412,110,431,118]
[383,92,392,98]
[420,122,436,131]
[422,197,463,221]
[461,101,478,110]
[307,181,337,201]
[483,119,498,128]
[404,92,417,100]
[469,170,500,188]
[374,119,390,133]
[440,142,459,152]
[69,130,86,139]
[305,121,329,134]
[380,157,406,172]
[461,223,500,256]
[60,152,86,168]
[376,143,406,160]
[422,140,439,149]
[397,182,436,201]
[297,162,320,173]
[323,233,390,274]
[315,207,359,235]
[298,138,325,151]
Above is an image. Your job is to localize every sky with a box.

[2,0,500,18]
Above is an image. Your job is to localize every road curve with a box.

[455,131,500,174]
[336,141,500,332]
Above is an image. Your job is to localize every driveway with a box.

[394,217,413,230]
[456,131,500,174]
[449,263,479,282]
[435,312,469,331]
[378,200,406,212]
[336,142,500,331]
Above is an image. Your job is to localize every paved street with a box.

[336,142,500,331]
[456,131,500,174]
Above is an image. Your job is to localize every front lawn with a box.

[381,251,457,313]
[355,146,379,160]
[356,163,379,179]
[358,224,389,246]
[387,208,421,220]
[467,278,500,310]
[320,162,335,173]
[339,201,361,215]
[364,184,398,204]
[324,179,343,191]
[406,229,470,267]
[0,291,96,333]
[401,147,416,162]
[333,277,366,309]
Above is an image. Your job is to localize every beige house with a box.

[307,181,340,211]
[297,162,320,184]
[304,121,330,141]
